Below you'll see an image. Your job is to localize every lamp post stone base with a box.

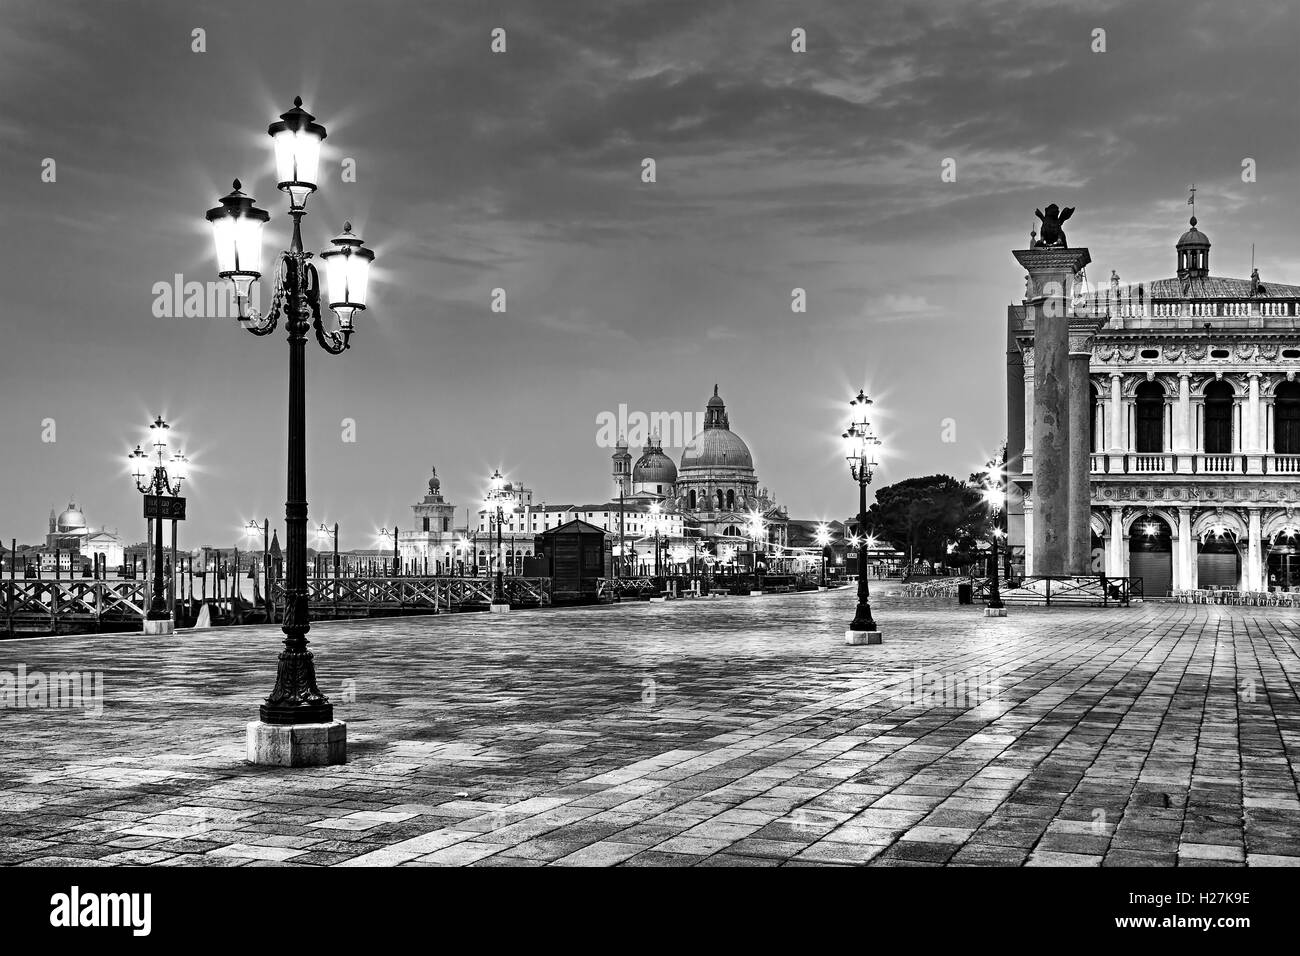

[143,619,174,635]
[984,607,1008,617]
[246,720,346,767]
[844,630,882,645]
[749,590,764,596]
[489,602,511,614]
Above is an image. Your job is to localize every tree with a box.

[864,474,987,569]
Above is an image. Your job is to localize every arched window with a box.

[1204,380,1234,454]
[1276,382,1300,454]
[688,490,696,509]
[715,490,724,510]
[1135,381,1165,453]
[726,489,735,510]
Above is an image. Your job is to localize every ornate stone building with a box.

[1008,211,1300,594]
[398,466,461,572]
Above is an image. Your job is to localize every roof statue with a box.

[1033,204,1075,248]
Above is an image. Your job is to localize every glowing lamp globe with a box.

[320,222,374,331]
[206,180,269,301]
[267,97,327,210]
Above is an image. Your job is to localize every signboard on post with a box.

[144,495,186,521]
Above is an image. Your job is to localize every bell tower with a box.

[612,433,632,496]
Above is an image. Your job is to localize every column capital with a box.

[1068,315,1106,355]
[1110,370,1123,379]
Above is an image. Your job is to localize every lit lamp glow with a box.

[319,222,374,332]
[206,180,269,302]
[268,97,326,210]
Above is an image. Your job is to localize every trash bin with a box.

[957,583,973,605]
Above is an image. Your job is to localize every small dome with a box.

[427,466,441,493]
[634,448,678,484]
[57,502,87,534]
[1177,216,1210,248]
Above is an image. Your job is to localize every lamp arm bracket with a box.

[242,253,287,336]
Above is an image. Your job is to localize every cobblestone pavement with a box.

[2,588,1298,867]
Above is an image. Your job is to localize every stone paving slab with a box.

[1,589,1299,866]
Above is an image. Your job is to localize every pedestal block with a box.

[489,602,511,614]
[247,720,346,767]
[142,619,173,635]
[984,607,1008,617]
[844,630,882,645]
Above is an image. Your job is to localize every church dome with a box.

[680,387,754,472]
[57,502,87,533]
[681,429,754,471]
[634,447,678,484]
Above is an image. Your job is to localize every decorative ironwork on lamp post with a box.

[843,389,883,644]
[129,417,187,632]
[204,96,375,734]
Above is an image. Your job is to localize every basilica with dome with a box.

[43,500,126,569]
[613,385,788,550]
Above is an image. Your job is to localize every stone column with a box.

[1108,373,1125,472]
[1246,507,1263,591]
[1108,505,1125,577]
[1014,246,1092,577]
[1178,507,1194,590]
[1247,373,1263,474]
[1068,317,1103,574]
[1023,493,1034,575]
[1021,350,1035,470]
[1175,373,1192,473]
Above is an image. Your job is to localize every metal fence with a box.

[973,575,1142,607]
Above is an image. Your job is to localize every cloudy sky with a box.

[2,0,1298,549]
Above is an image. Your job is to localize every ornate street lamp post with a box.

[748,512,766,595]
[843,389,883,645]
[485,469,511,612]
[205,97,374,766]
[815,523,831,589]
[650,502,662,578]
[983,476,1008,616]
[377,526,399,575]
[128,417,187,634]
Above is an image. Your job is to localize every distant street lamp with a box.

[651,502,663,577]
[983,475,1007,616]
[485,469,512,612]
[814,523,831,588]
[128,416,187,634]
[205,96,374,764]
[317,522,339,577]
[843,388,882,645]
[747,511,765,595]
[377,526,399,575]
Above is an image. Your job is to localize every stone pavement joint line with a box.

[1,590,1298,867]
